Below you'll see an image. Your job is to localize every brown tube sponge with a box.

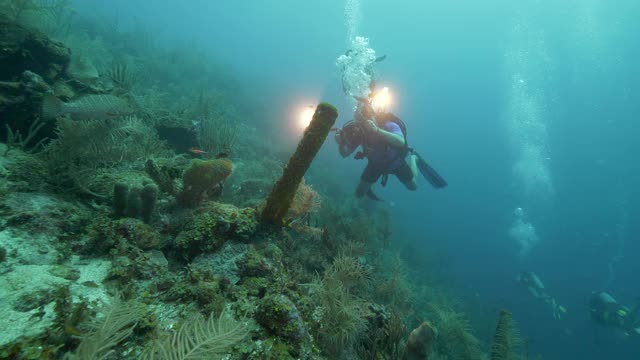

[261,103,338,225]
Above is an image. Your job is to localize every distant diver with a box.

[589,291,640,337]
[517,271,567,320]
[334,95,447,200]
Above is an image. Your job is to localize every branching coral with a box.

[41,115,169,196]
[373,255,415,316]
[130,88,191,128]
[428,305,484,360]
[327,253,371,295]
[3,119,46,156]
[194,92,239,155]
[43,115,168,170]
[307,255,370,357]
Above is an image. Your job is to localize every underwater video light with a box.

[371,86,391,112]
[298,105,316,130]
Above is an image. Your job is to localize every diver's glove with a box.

[363,119,379,134]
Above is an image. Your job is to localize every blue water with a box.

[75,1,640,358]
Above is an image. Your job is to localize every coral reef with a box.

[261,103,338,225]
[0,15,70,81]
[0,9,519,360]
[174,202,257,258]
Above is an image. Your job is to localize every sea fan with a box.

[64,295,146,360]
[142,309,248,360]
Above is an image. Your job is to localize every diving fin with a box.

[366,188,383,201]
[415,153,447,189]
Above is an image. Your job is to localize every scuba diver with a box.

[335,40,446,199]
[334,95,447,200]
[517,271,567,320]
[589,291,640,337]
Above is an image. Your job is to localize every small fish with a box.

[188,147,207,155]
[81,280,99,288]
[64,324,81,336]
[42,94,133,120]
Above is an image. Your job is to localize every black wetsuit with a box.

[338,114,412,185]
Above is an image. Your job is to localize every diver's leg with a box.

[404,178,418,191]
[355,180,374,198]
[397,158,418,191]
[408,153,419,182]
[357,163,380,198]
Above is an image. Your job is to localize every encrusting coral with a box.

[256,294,308,345]
[173,202,258,258]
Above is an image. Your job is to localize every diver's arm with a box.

[376,127,405,147]
[365,120,405,147]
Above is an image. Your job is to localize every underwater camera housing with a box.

[334,120,363,148]
[334,89,388,148]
